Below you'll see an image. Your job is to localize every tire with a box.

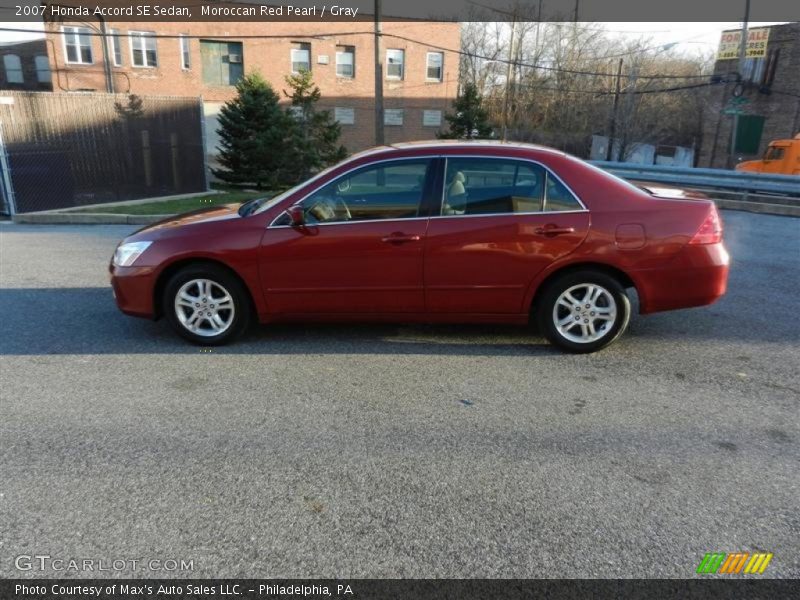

[536,270,631,354]
[163,264,251,345]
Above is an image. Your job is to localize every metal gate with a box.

[0,91,207,214]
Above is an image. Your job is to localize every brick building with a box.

[0,39,52,91]
[42,19,461,158]
[699,22,800,169]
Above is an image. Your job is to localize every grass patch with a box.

[72,190,269,216]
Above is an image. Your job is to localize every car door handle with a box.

[535,225,575,236]
[381,233,421,244]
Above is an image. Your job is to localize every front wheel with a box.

[537,270,631,353]
[163,265,250,345]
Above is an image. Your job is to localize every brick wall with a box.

[44,20,461,153]
[698,22,800,169]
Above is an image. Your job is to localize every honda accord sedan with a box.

[109,141,729,353]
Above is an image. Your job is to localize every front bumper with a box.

[109,263,158,319]
[633,242,730,314]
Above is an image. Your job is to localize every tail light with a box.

[689,205,723,245]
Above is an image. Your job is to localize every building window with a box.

[386,49,404,80]
[384,109,404,125]
[336,45,354,78]
[3,54,23,83]
[200,40,243,86]
[129,31,158,68]
[35,55,51,83]
[109,29,122,66]
[180,34,191,69]
[423,110,442,127]
[291,42,310,73]
[62,26,93,64]
[760,48,780,88]
[426,52,443,81]
[334,107,355,125]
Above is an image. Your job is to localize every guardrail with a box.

[589,161,800,197]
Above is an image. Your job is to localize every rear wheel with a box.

[163,265,250,345]
[537,270,631,353]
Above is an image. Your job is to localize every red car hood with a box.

[132,204,242,237]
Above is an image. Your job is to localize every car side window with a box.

[764,147,785,161]
[442,158,545,215]
[544,176,583,212]
[277,159,432,225]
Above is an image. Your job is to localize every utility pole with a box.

[373,0,384,146]
[573,0,580,22]
[606,58,623,161]
[729,0,751,167]
[97,16,114,93]
[501,17,517,142]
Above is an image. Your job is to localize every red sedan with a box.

[110,142,729,353]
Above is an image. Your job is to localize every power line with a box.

[0,26,712,81]
[383,32,712,80]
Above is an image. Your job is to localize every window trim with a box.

[435,155,588,218]
[129,30,158,68]
[383,108,404,126]
[425,51,444,82]
[335,45,354,78]
[34,55,50,83]
[179,34,191,70]
[62,25,94,65]
[290,42,311,74]
[109,29,122,66]
[386,48,405,80]
[3,54,24,84]
[268,154,587,228]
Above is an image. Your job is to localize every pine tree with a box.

[438,82,494,140]
[283,70,347,181]
[212,73,293,189]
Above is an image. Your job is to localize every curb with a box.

[12,213,174,225]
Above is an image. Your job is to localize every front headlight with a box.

[113,241,152,267]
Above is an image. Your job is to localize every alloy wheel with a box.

[173,278,235,337]
[552,283,618,344]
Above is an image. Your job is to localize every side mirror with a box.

[287,205,305,227]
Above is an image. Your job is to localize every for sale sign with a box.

[717,27,770,60]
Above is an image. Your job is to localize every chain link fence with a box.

[0,91,207,214]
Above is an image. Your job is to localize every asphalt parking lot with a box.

[1,210,798,579]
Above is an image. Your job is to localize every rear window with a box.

[545,176,583,212]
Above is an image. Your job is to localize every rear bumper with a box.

[109,263,157,319]
[633,242,730,314]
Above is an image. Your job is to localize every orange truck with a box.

[735,133,800,175]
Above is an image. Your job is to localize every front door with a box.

[424,156,590,314]
[259,158,435,315]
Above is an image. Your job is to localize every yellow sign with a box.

[718,28,770,60]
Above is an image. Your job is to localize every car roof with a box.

[389,139,568,157]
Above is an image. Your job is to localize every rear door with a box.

[424,156,590,314]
